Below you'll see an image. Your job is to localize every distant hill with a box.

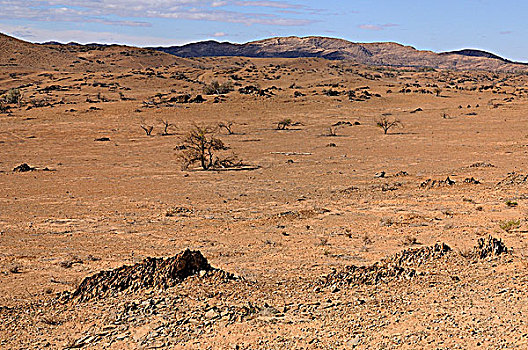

[0,32,76,70]
[0,32,191,71]
[151,36,527,72]
[440,49,519,63]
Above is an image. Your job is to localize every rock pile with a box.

[497,172,528,186]
[324,243,451,287]
[420,176,456,188]
[323,263,415,287]
[471,235,508,259]
[13,163,35,172]
[383,243,452,267]
[323,237,508,288]
[70,249,216,301]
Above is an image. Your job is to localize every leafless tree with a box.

[218,121,234,135]
[140,123,154,136]
[376,117,402,134]
[160,119,174,135]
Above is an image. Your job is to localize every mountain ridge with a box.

[149,36,527,71]
[1,32,527,72]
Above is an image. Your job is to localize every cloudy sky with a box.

[1,0,527,61]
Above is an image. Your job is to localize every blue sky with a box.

[1,0,527,61]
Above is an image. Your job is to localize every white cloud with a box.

[0,0,315,26]
[211,1,227,6]
[358,23,399,31]
[212,31,227,37]
[235,1,303,9]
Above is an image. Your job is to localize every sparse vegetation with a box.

[277,118,292,130]
[4,88,22,105]
[0,101,9,113]
[203,80,234,95]
[376,117,402,134]
[500,219,520,233]
[160,119,174,136]
[140,123,154,136]
[178,124,241,170]
[325,125,342,137]
[403,235,419,246]
[218,121,235,135]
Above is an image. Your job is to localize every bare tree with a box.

[178,124,228,170]
[218,121,235,135]
[325,125,342,137]
[140,123,154,136]
[160,119,174,136]
[376,117,402,134]
[434,87,442,97]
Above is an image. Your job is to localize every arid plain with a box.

[2,34,528,349]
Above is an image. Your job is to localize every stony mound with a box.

[323,243,452,287]
[497,172,528,186]
[70,249,221,301]
[383,243,452,267]
[323,238,508,288]
[323,263,415,287]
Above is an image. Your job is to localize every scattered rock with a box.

[463,177,481,184]
[468,162,494,168]
[497,172,528,186]
[420,176,456,188]
[13,163,35,172]
[394,171,409,177]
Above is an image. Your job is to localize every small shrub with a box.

[4,88,22,105]
[0,101,9,113]
[318,237,329,246]
[203,80,234,95]
[8,263,22,274]
[500,219,520,233]
[325,125,342,137]
[505,200,518,207]
[403,235,419,246]
[277,118,292,130]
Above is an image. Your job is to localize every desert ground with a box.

[2,40,528,349]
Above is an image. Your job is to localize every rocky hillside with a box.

[0,33,76,70]
[0,32,190,71]
[152,36,527,72]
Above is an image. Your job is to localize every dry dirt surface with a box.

[3,36,528,349]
